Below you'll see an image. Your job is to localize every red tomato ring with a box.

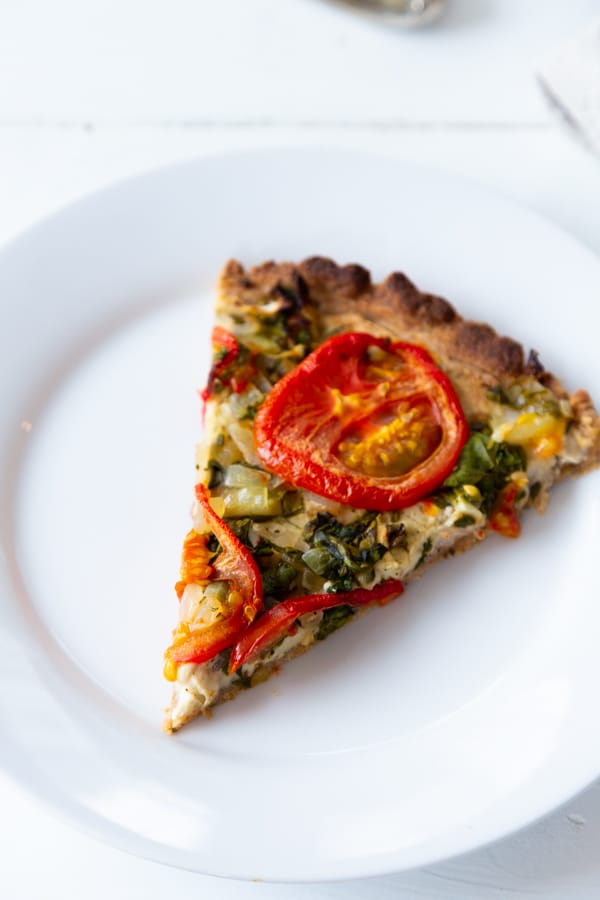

[254,332,469,511]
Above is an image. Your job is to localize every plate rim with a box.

[1,146,600,882]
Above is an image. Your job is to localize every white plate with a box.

[0,149,599,882]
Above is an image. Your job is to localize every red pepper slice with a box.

[201,326,239,404]
[166,485,263,666]
[490,482,521,539]
[254,333,469,511]
[201,326,257,405]
[229,579,404,673]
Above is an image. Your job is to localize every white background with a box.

[1,1,600,897]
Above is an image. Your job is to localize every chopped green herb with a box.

[207,459,225,488]
[441,430,526,515]
[302,511,388,593]
[414,537,432,570]
[486,385,512,406]
[316,605,355,640]
[301,547,334,577]
[529,481,542,502]
[261,561,298,599]
[453,514,477,528]
[233,668,252,689]
[206,533,221,556]
[487,380,563,416]
[384,520,408,550]
[240,402,262,420]
[226,517,253,547]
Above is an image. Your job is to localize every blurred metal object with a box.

[321,0,446,27]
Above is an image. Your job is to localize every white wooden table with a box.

[2,2,600,897]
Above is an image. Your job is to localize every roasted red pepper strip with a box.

[166,485,263,666]
[490,482,521,538]
[194,484,262,611]
[254,332,469,511]
[201,326,240,403]
[201,325,257,405]
[229,579,404,673]
[168,610,250,667]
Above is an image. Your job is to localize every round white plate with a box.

[0,149,599,882]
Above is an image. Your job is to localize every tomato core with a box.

[334,396,443,479]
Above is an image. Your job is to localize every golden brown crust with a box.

[237,255,527,380]
[302,257,525,375]
[566,389,600,471]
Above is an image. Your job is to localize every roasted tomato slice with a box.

[229,579,404,673]
[165,485,263,669]
[254,332,469,511]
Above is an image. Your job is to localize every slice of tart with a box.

[163,257,600,732]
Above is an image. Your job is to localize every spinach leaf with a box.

[440,430,526,515]
[302,511,388,593]
[453,514,477,528]
[316,605,355,640]
[226,517,253,547]
[414,537,432,570]
[261,561,298,600]
[443,431,495,488]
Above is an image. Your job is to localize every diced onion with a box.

[222,486,283,518]
[228,422,261,465]
[223,463,270,488]
[228,385,264,419]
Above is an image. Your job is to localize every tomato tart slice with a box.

[163,258,600,732]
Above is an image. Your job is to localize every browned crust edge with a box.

[222,256,527,380]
